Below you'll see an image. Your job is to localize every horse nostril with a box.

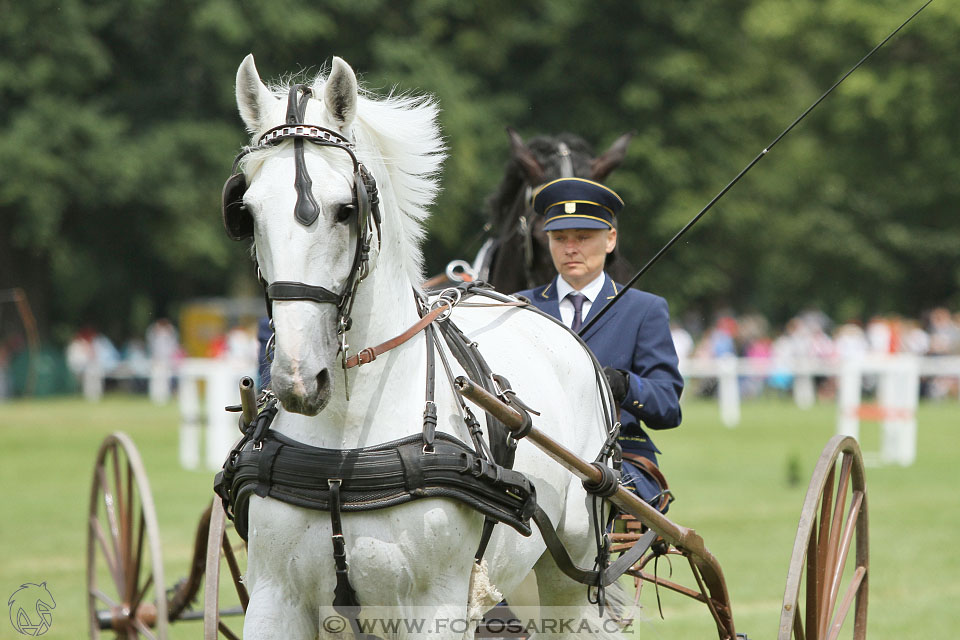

[316,368,331,396]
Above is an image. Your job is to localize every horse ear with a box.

[322,57,358,129]
[236,54,276,134]
[506,127,544,185]
[590,130,635,182]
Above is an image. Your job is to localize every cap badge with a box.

[564,202,577,213]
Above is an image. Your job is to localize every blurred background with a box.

[1,0,958,397]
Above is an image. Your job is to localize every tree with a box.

[0,0,955,344]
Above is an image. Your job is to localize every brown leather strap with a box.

[621,452,670,511]
[344,304,448,369]
[344,300,528,369]
[456,301,527,308]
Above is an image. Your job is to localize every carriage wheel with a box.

[779,435,868,640]
[87,432,169,639]
[202,498,248,640]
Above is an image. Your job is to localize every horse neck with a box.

[348,246,422,356]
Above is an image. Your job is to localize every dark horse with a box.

[477,128,635,293]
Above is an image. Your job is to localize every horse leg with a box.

[243,582,318,639]
[533,552,628,640]
[242,499,324,640]
[531,490,627,640]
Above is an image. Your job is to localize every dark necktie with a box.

[568,292,587,332]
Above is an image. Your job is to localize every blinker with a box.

[222,172,253,240]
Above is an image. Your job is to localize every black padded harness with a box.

[217,429,537,541]
[215,285,537,543]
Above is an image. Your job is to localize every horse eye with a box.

[336,203,357,223]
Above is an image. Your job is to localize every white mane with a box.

[242,70,446,288]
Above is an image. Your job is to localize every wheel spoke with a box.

[131,509,146,605]
[826,566,867,640]
[820,455,852,638]
[824,490,864,633]
[820,455,853,624]
[91,587,119,608]
[132,617,158,640]
[130,573,154,615]
[219,620,243,640]
[91,515,123,589]
[113,444,128,580]
[813,467,835,637]
[97,465,123,560]
[123,457,136,601]
[222,535,249,610]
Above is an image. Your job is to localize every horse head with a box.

[231,55,374,415]
[484,129,634,291]
[227,55,443,416]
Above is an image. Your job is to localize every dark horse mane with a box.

[480,128,635,293]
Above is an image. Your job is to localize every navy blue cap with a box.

[532,177,624,231]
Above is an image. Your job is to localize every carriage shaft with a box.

[239,376,258,429]
[455,376,737,640]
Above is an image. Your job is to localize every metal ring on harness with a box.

[444,260,475,283]
[430,287,461,320]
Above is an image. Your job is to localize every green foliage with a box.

[0,0,956,341]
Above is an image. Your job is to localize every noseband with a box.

[221,84,382,373]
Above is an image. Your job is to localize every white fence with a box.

[680,355,960,467]
[176,358,257,471]
[76,355,257,471]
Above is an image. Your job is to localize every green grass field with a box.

[1,394,957,639]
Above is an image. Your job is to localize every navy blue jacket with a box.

[515,274,683,459]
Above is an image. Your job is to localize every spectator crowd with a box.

[671,306,960,400]
[2,306,959,401]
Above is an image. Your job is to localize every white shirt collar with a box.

[556,271,606,303]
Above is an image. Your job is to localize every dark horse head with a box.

[481,128,635,293]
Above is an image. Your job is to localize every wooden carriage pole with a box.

[239,376,258,428]
[454,376,737,640]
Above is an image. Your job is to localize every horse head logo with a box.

[7,582,55,636]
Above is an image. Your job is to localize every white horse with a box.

[231,54,624,639]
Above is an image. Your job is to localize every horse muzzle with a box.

[269,303,338,415]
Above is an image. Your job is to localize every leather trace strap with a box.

[266,281,343,306]
[343,284,528,369]
[343,302,450,368]
[532,506,657,587]
[622,452,673,512]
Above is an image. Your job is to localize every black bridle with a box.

[221,84,382,375]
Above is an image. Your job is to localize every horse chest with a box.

[247,498,480,599]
